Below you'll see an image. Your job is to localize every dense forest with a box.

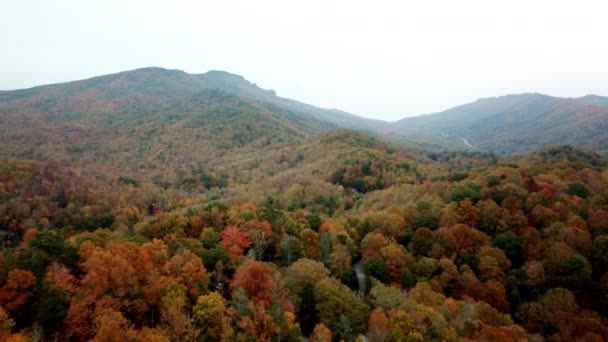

[1,69,608,341]
[1,132,608,341]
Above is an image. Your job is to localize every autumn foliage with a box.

[0,136,607,341]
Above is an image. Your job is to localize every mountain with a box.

[0,67,384,131]
[577,94,608,108]
[392,93,608,154]
[2,68,608,162]
[0,67,399,193]
[2,68,608,341]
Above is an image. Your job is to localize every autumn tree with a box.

[231,261,277,308]
[285,259,330,307]
[91,308,129,342]
[310,323,332,342]
[160,283,198,342]
[300,228,321,261]
[164,251,209,299]
[388,310,418,341]
[242,220,274,261]
[237,302,278,342]
[379,243,413,280]
[0,307,14,341]
[220,225,251,261]
[361,232,389,260]
[329,244,351,279]
[0,269,36,313]
[367,308,389,342]
[193,291,233,342]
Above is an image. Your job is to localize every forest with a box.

[3,0,608,339]
[1,129,608,341]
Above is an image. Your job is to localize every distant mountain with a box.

[0,67,384,132]
[0,66,419,198]
[577,94,608,108]
[0,68,346,176]
[2,68,608,159]
[392,93,608,154]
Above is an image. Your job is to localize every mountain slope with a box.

[0,68,363,173]
[577,94,608,108]
[393,93,608,154]
[0,67,383,132]
[2,68,608,157]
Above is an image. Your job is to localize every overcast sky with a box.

[1,0,607,120]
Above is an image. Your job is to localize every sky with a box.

[1,0,608,121]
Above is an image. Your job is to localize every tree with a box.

[0,307,14,341]
[411,227,435,256]
[32,280,69,336]
[193,291,233,342]
[64,300,95,341]
[237,302,278,342]
[361,232,389,260]
[379,243,412,280]
[91,309,128,342]
[279,235,302,266]
[414,200,441,230]
[242,220,274,261]
[330,244,351,279]
[589,209,608,233]
[494,232,523,267]
[366,212,407,241]
[310,323,332,342]
[165,251,209,299]
[477,199,508,234]
[314,279,369,338]
[458,199,480,227]
[300,229,321,261]
[540,288,578,315]
[514,302,545,332]
[231,261,277,308]
[368,308,389,342]
[568,182,589,198]
[21,228,38,247]
[388,310,417,341]
[285,259,330,307]
[364,258,391,284]
[160,284,198,342]
[81,242,153,302]
[199,228,221,249]
[449,184,480,203]
[484,280,509,312]
[334,315,355,341]
[409,282,444,307]
[0,269,36,313]
[220,225,251,256]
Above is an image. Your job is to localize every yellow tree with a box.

[300,228,321,261]
[160,284,198,342]
[192,291,233,341]
[330,244,351,279]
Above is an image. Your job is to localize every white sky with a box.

[1,0,608,121]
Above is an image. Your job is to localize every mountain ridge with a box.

[2,67,608,155]
[393,92,608,154]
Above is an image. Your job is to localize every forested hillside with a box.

[1,129,608,341]
[393,93,608,154]
[1,69,608,341]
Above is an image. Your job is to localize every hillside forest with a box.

[0,69,608,341]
